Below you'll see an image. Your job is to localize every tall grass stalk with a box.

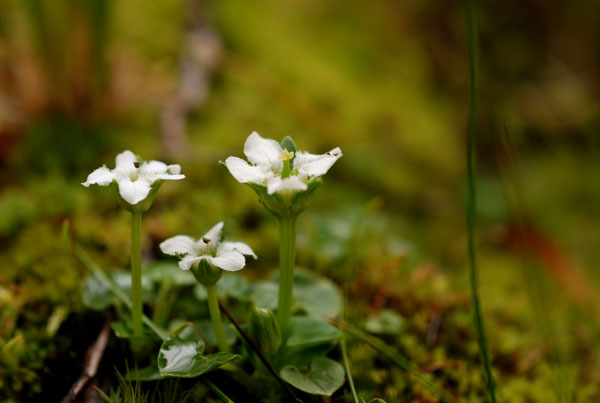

[464,3,497,402]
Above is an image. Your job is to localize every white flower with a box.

[159,222,257,272]
[82,150,185,205]
[224,132,342,195]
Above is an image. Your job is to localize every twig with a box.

[60,319,111,403]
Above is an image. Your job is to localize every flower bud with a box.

[191,259,223,286]
[249,307,281,356]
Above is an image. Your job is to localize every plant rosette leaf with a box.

[248,281,278,310]
[82,271,154,311]
[291,269,342,318]
[280,356,345,396]
[157,331,240,378]
[261,269,342,317]
[287,316,341,351]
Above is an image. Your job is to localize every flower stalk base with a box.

[206,284,230,353]
[130,211,143,337]
[277,215,297,342]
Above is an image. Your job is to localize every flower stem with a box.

[130,211,143,337]
[277,215,297,341]
[206,284,230,353]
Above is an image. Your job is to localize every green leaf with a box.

[143,261,196,286]
[82,271,154,311]
[111,320,159,341]
[193,320,238,347]
[127,364,162,381]
[248,281,278,310]
[157,338,240,378]
[267,269,343,317]
[364,309,404,335]
[280,356,345,396]
[293,270,342,318]
[287,316,341,350]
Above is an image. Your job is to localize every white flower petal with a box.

[179,255,207,271]
[155,173,186,181]
[224,156,268,184]
[140,160,168,179]
[115,150,138,169]
[267,176,308,195]
[167,164,182,175]
[82,166,114,187]
[202,222,224,244]
[160,235,197,256]
[211,250,246,272]
[243,131,282,167]
[295,147,342,178]
[117,178,152,205]
[218,241,257,259]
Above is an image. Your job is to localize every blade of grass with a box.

[341,290,359,403]
[340,335,359,403]
[327,317,448,402]
[464,3,497,402]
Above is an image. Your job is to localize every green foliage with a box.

[280,356,345,396]
[157,337,240,378]
[82,271,155,311]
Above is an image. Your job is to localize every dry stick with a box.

[60,319,112,403]
[218,301,304,403]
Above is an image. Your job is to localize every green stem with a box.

[130,211,143,337]
[340,336,359,403]
[277,215,297,341]
[207,284,230,353]
[465,3,497,402]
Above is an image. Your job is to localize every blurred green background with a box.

[1,0,599,401]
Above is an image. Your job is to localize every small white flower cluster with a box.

[82,150,184,205]
[159,222,256,272]
[225,132,342,195]
[82,132,341,274]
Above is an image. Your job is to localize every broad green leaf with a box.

[82,271,154,311]
[287,316,341,350]
[364,309,404,335]
[269,269,343,317]
[283,344,335,367]
[143,261,196,286]
[248,282,278,310]
[280,356,345,396]
[294,273,342,318]
[158,338,240,378]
